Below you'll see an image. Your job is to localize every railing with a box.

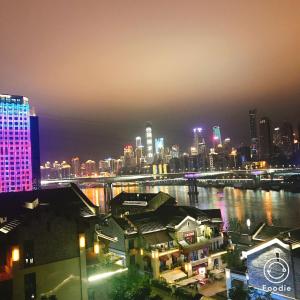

[144,246,180,257]
[190,256,208,266]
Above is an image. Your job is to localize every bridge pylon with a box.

[187,178,199,204]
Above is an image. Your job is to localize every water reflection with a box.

[82,186,300,228]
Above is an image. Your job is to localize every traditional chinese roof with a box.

[119,205,221,235]
[0,184,97,235]
[110,191,176,215]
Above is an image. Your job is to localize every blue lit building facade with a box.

[154,137,164,154]
[0,95,32,192]
[213,125,222,146]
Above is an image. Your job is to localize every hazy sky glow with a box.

[1,1,300,161]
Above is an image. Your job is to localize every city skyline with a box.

[1,1,300,161]
[2,2,300,299]
[40,111,299,164]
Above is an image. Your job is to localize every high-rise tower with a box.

[249,109,258,160]
[155,138,164,155]
[259,117,272,162]
[193,128,202,155]
[0,94,33,192]
[212,126,222,146]
[145,122,154,164]
[71,157,80,177]
[135,137,143,166]
[135,136,142,148]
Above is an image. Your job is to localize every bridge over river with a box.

[42,168,300,191]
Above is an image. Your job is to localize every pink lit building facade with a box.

[0,94,32,192]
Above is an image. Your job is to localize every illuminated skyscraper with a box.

[155,138,164,155]
[124,144,135,168]
[135,136,143,166]
[71,157,80,177]
[212,126,222,146]
[135,136,142,148]
[249,109,258,160]
[61,161,71,178]
[193,127,206,155]
[145,122,154,164]
[135,146,144,166]
[170,145,180,158]
[0,95,32,192]
[280,121,294,159]
[193,128,202,155]
[259,117,272,162]
[85,160,97,176]
[99,159,110,172]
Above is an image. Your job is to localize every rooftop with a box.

[113,204,222,235]
[110,191,176,215]
[0,184,97,235]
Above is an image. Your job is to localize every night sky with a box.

[1,1,300,162]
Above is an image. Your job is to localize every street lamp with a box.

[246,218,251,230]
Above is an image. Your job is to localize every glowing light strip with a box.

[88,268,128,282]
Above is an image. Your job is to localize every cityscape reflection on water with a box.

[82,185,300,228]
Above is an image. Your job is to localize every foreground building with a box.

[226,224,300,299]
[0,184,98,300]
[100,191,226,282]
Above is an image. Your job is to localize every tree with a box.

[229,285,251,300]
[228,218,243,233]
[222,248,244,270]
[110,268,151,300]
[229,286,272,300]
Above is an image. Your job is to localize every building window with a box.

[23,240,34,267]
[24,272,36,300]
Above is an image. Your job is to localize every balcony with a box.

[179,235,223,252]
[190,256,209,267]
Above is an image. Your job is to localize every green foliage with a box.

[149,295,163,300]
[174,287,196,300]
[229,286,272,300]
[221,248,244,270]
[228,218,242,233]
[229,285,250,300]
[151,279,172,292]
[110,268,151,300]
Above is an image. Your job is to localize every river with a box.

[82,185,300,229]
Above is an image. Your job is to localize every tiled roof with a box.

[0,184,97,235]
[123,205,221,234]
[110,191,176,215]
[253,224,291,241]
